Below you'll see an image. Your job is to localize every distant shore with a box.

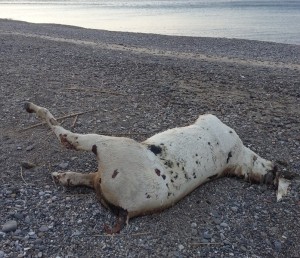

[1,0,300,45]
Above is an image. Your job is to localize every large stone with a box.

[2,220,18,232]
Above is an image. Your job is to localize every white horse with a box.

[25,102,277,233]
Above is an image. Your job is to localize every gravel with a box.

[0,19,300,257]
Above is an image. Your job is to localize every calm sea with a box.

[0,0,299,44]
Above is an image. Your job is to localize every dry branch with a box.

[71,115,78,128]
[93,232,150,237]
[64,87,127,96]
[22,109,97,131]
[20,166,28,185]
[191,242,222,247]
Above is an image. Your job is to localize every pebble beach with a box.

[0,19,300,257]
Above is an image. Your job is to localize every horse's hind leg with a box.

[52,171,97,188]
[24,102,101,152]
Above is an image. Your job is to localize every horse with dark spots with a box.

[24,102,279,234]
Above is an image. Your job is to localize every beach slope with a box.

[0,20,299,257]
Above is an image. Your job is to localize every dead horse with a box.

[24,102,277,234]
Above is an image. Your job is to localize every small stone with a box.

[38,252,43,258]
[39,226,48,232]
[212,217,222,224]
[223,239,231,245]
[0,251,5,258]
[58,162,69,169]
[191,228,198,236]
[261,232,267,238]
[191,222,197,228]
[220,222,229,227]
[37,245,46,251]
[178,244,184,251]
[25,145,35,151]
[17,146,22,150]
[203,231,212,239]
[14,229,22,236]
[28,231,36,236]
[210,210,221,218]
[24,216,31,224]
[274,240,282,252]
[2,220,18,232]
[34,239,43,245]
[231,206,238,212]
[72,230,81,236]
[14,213,24,220]
[265,239,272,246]
[240,245,247,252]
[220,233,226,240]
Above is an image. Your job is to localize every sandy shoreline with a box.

[0,19,299,257]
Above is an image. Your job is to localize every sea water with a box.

[0,0,299,44]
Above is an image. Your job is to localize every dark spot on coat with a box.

[166,183,169,189]
[148,145,162,155]
[226,152,232,164]
[182,167,185,171]
[208,142,211,145]
[168,192,172,197]
[162,175,166,180]
[24,102,34,113]
[171,179,174,183]
[92,144,98,155]
[67,178,73,186]
[177,162,180,167]
[196,161,199,164]
[164,160,173,168]
[112,169,119,178]
[262,162,265,168]
[155,169,161,176]
[208,174,219,180]
[145,193,151,199]
[59,134,76,150]
[195,154,198,156]
[174,174,178,179]
[252,155,258,165]
[184,174,189,180]
[193,172,197,179]
[229,130,233,134]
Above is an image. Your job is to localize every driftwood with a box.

[64,87,127,96]
[22,109,97,131]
